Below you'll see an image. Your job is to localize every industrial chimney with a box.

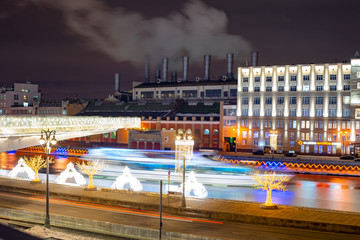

[182,56,189,81]
[171,71,177,82]
[161,58,169,82]
[155,64,161,82]
[251,51,258,67]
[204,55,211,81]
[226,53,234,80]
[114,73,120,92]
[144,56,150,83]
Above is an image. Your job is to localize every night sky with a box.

[0,0,359,99]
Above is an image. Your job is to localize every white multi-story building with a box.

[233,56,360,155]
[0,82,41,115]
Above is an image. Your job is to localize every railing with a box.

[0,207,217,240]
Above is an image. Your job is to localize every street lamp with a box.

[175,129,194,208]
[270,130,278,158]
[340,131,347,155]
[39,129,57,228]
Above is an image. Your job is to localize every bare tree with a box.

[251,171,291,208]
[24,155,53,182]
[77,160,104,189]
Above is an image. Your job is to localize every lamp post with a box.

[270,130,278,158]
[39,129,57,228]
[340,131,347,155]
[175,129,194,208]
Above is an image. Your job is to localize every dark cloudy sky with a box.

[0,0,359,99]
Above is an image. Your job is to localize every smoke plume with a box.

[31,0,251,65]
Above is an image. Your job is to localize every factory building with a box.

[233,53,360,155]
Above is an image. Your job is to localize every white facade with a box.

[234,60,360,155]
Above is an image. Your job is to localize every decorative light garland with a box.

[55,162,86,186]
[179,171,208,198]
[0,116,141,136]
[111,166,143,191]
[8,158,35,180]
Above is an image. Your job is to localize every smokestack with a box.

[204,55,211,81]
[144,56,150,83]
[171,71,177,82]
[161,58,168,82]
[114,73,120,92]
[226,53,234,79]
[155,64,161,82]
[183,56,189,81]
[251,51,258,67]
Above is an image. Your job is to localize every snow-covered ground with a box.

[25,225,101,240]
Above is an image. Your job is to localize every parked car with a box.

[252,150,264,155]
[284,153,297,157]
[339,155,355,160]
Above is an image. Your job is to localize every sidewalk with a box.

[0,176,359,234]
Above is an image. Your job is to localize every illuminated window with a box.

[204,129,210,135]
[242,109,248,116]
[343,108,350,117]
[357,72,360,78]
[242,131,247,138]
[303,85,310,91]
[111,132,116,139]
[213,129,219,135]
[104,133,109,138]
[24,95,28,102]
[253,131,259,138]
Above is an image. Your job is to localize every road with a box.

[2,150,360,213]
[0,191,359,240]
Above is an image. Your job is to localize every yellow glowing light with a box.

[251,171,291,208]
[77,160,105,189]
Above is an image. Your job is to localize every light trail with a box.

[0,192,223,224]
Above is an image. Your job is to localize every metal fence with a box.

[0,207,220,240]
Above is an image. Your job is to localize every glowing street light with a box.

[175,129,194,208]
[39,129,57,228]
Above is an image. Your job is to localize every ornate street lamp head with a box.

[39,135,45,145]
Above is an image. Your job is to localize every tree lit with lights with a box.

[77,160,104,189]
[24,155,53,182]
[251,171,291,208]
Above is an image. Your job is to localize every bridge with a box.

[0,116,141,152]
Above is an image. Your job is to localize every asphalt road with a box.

[0,191,359,240]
